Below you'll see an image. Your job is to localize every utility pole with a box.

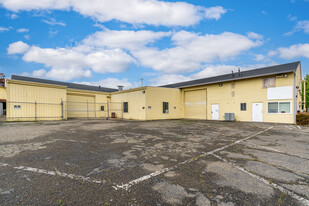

[140,78,144,87]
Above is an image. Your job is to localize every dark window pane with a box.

[268,102,278,113]
[123,102,128,113]
[163,102,169,113]
[240,103,246,111]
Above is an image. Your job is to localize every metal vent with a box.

[224,113,235,121]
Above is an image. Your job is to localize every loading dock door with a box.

[184,89,207,119]
[67,94,95,118]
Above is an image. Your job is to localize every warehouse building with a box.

[0,61,304,123]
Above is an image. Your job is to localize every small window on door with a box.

[240,103,246,111]
[123,102,128,113]
[163,102,169,113]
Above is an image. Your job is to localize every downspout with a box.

[294,72,296,124]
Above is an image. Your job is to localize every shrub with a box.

[296,113,309,125]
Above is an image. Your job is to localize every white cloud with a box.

[285,20,309,35]
[296,20,309,34]
[287,14,297,21]
[16,28,29,33]
[19,45,135,80]
[204,6,226,20]
[32,69,46,77]
[0,26,10,32]
[49,30,58,38]
[247,32,263,40]
[7,41,30,54]
[133,31,262,73]
[79,78,134,89]
[7,39,135,80]
[276,43,309,59]
[83,30,172,50]
[0,0,226,26]
[24,34,30,39]
[191,65,241,80]
[267,50,277,57]
[42,18,66,26]
[10,13,18,19]
[22,68,91,81]
[7,29,263,81]
[254,54,265,61]
[149,74,192,86]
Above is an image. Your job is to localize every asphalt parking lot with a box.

[0,119,308,206]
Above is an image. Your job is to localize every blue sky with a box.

[0,0,308,89]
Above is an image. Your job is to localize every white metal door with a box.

[252,103,263,122]
[212,104,219,120]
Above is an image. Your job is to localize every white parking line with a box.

[113,126,274,190]
[0,126,276,193]
[242,142,309,160]
[0,163,108,185]
[212,153,309,205]
[284,125,293,130]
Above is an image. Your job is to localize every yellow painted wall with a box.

[110,88,146,120]
[145,87,182,120]
[181,72,295,123]
[3,68,298,124]
[6,80,67,121]
[95,93,109,118]
[0,86,6,100]
[66,93,95,118]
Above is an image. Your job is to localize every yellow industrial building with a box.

[0,61,305,124]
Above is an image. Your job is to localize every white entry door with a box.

[212,104,219,120]
[252,103,263,122]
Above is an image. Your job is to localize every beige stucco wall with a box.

[145,87,182,120]
[0,86,6,100]
[3,68,298,124]
[6,80,67,121]
[181,72,295,123]
[110,88,146,120]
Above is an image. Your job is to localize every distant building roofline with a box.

[161,61,300,88]
[11,75,118,93]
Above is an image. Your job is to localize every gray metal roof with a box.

[161,61,300,88]
[11,75,118,93]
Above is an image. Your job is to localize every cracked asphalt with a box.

[0,119,308,206]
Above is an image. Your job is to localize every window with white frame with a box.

[268,102,291,114]
[262,77,275,88]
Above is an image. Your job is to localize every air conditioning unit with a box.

[224,113,235,121]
